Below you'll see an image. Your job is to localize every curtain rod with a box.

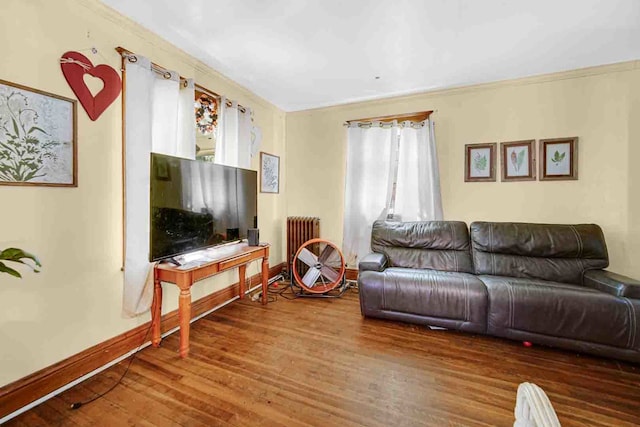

[195,84,246,114]
[115,46,247,113]
[344,111,433,126]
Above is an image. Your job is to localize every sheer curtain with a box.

[342,123,397,265]
[394,120,443,221]
[122,54,195,317]
[342,119,443,265]
[215,98,252,168]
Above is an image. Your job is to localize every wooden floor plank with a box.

[6,290,640,426]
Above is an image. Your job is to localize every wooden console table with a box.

[152,243,270,358]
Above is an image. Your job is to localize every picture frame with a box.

[500,140,536,182]
[0,79,77,187]
[465,143,496,182]
[260,151,280,193]
[539,137,579,181]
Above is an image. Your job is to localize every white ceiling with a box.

[101,0,640,112]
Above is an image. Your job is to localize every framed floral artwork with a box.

[465,143,496,182]
[260,152,279,193]
[0,79,77,187]
[539,137,578,181]
[500,140,536,182]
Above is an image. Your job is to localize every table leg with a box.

[238,264,246,299]
[151,273,162,347]
[177,277,192,358]
[262,256,269,305]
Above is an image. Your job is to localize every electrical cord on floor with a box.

[69,317,154,410]
[244,258,297,303]
[267,280,298,301]
[256,281,281,303]
[250,265,357,302]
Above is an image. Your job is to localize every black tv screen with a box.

[150,153,257,261]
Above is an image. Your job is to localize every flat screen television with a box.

[150,153,257,262]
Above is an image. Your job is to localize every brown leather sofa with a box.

[358,220,640,363]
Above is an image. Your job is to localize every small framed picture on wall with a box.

[465,143,496,182]
[539,137,578,181]
[500,140,536,182]
[260,152,280,193]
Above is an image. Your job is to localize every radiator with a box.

[286,216,320,269]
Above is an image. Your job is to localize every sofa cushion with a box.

[371,220,473,273]
[358,252,388,272]
[358,268,487,333]
[470,222,609,285]
[583,269,640,299]
[480,275,640,351]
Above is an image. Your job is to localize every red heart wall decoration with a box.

[60,51,121,121]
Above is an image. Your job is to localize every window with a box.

[194,84,252,168]
[342,111,443,263]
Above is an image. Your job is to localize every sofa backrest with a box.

[470,222,609,284]
[371,220,474,273]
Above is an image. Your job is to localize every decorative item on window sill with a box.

[59,50,121,121]
[196,144,216,162]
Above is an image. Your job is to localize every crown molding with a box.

[292,59,640,115]
[76,0,281,113]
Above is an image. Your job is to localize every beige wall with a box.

[628,67,640,276]
[287,62,640,278]
[0,0,286,387]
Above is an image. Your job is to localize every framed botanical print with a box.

[500,140,536,182]
[0,79,77,187]
[260,152,280,193]
[465,143,496,182]
[539,137,578,181]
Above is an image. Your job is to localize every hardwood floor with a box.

[7,287,640,426]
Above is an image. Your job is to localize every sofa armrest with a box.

[583,270,640,299]
[358,252,388,272]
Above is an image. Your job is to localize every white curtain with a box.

[123,54,195,317]
[394,120,443,221]
[215,97,252,168]
[342,119,443,265]
[342,123,398,266]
